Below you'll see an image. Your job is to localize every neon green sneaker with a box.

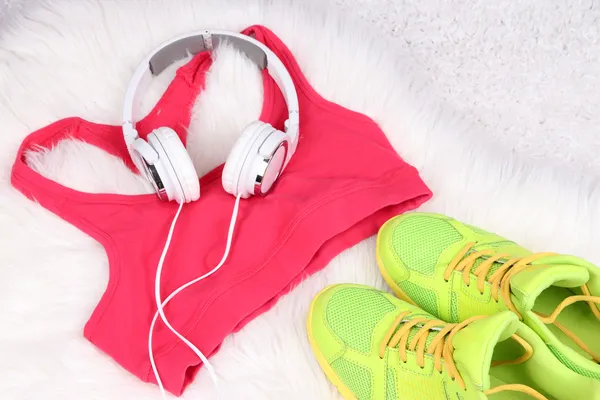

[306,284,600,399]
[376,212,600,383]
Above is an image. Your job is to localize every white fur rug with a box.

[1,1,599,399]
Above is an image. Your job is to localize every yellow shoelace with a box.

[444,242,600,362]
[378,313,547,399]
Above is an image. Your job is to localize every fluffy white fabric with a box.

[0,0,598,399]
[337,0,600,176]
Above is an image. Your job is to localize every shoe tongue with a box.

[472,241,590,311]
[452,312,519,391]
[401,311,441,349]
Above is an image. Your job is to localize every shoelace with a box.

[378,313,548,400]
[444,242,600,363]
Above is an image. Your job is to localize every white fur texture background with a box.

[0,1,599,399]
[336,0,600,177]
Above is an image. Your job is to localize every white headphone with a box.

[122,30,300,203]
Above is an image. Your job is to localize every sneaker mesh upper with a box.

[331,357,372,400]
[392,216,463,276]
[398,280,439,317]
[326,287,394,353]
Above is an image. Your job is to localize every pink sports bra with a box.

[11,25,432,395]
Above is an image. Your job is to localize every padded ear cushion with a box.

[222,121,271,197]
[149,127,200,203]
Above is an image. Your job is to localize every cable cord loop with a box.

[148,194,243,399]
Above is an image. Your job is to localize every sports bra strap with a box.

[134,51,213,145]
[10,52,214,213]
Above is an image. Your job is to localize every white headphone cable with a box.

[149,194,243,399]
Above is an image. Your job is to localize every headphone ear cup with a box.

[148,128,200,203]
[222,121,268,197]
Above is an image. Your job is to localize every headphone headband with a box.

[122,30,300,174]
